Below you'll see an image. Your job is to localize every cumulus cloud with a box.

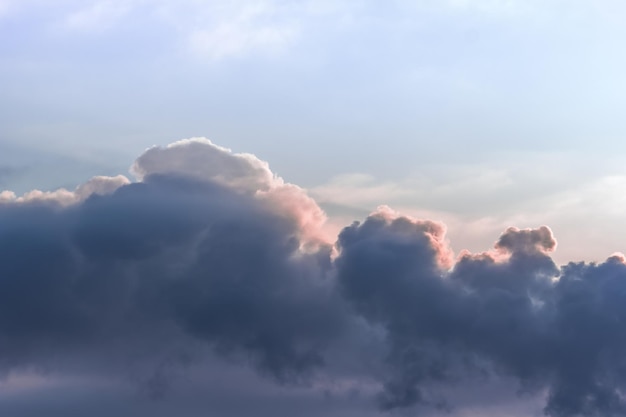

[131,138,276,190]
[132,138,328,244]
[0,176,338,388]
[495,225,557,255]
[3,138,626,416]
[335,214,626,416]
[0,175,129,205]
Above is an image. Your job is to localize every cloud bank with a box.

[2,138,626,416]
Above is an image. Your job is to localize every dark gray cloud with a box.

[0,174,341,385]
[336,210,626,417]
[2,139,626,417]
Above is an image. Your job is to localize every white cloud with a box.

[185,1,298,61]
[131,137,277,191]
[444,0,527,14]
[189,22,296,61]
[132,138,329,245]
[308,156,626,265]
[64,0,132,31]
[311,166,515,214]
[310,173,414,207]
[0,175,129,205]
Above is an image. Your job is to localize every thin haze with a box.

[2,1,626,416]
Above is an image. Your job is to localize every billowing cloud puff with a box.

[496,225,557,255]
[336,216,626,416]
[0,175,340,388]
[131,138,276,191]
[0,175,129,205]
[133,138,328,244]
[3,138,626,417]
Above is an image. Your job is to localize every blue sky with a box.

[3,4,626,415]
[3,1,626,262]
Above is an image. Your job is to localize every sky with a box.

[3,1,626,416]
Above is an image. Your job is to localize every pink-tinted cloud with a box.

[0,175,129,205]
[132,138,328,244]
[2,139,626,417]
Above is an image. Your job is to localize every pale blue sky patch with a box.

[2,0,626,257]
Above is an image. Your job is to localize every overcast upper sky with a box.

[3,1,626,416]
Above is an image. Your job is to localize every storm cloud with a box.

[2,138,626,416]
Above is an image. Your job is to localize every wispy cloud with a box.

[0,0,9,18]
[187,2,298,61]
[64,0,132,32]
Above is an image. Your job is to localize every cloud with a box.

[310,156,626,266]
[0,175,339,388]
[132,138,328,244]
[180,1,299,61]
[188,21,297,61]
[131,138,276,191]
[336,212,626,416]
[310,173,414,208]
[0,175,129,205]
[495,225,557,255]
[0,139,338,386]
[4,138,626,416]
[64,0,132,31]
[2,0,298,60]
[439,0,530,15]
